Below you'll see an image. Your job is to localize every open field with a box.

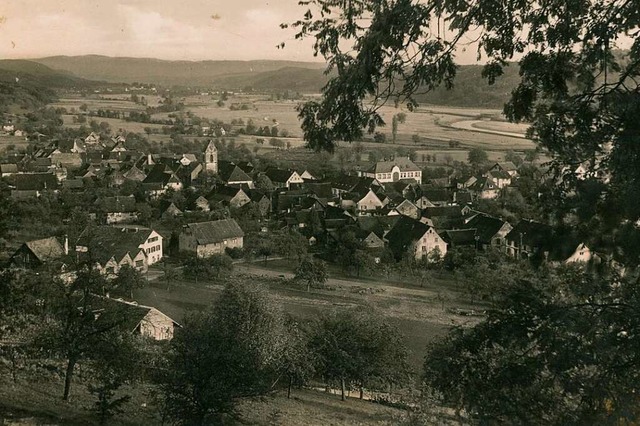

[136,260,482,370]
[51,97,145,113]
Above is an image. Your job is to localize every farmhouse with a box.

[75,226,164,274]
[265,167,304,189]
[96,195,139,224]
[385,216,447,260]
[179,219,244,258]
[218,160,254,188]
[91,296,180,341]
[10,236,68,269]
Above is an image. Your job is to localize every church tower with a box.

[204,140,218,174]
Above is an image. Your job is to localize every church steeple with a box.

[204,140,218,174]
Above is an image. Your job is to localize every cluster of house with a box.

[7,218,245,342]
[4,133,613,342]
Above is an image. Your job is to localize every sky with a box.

[0,0,325,62]
[0,0,492,64]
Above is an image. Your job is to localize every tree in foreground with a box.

[286,1,640,263]
[157,281,288,425]
[423,265,640,424]
[311,307,410,401]
[295,256,328,292]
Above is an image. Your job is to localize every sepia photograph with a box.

[0,0,639,424]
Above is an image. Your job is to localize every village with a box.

[0,111,612,345]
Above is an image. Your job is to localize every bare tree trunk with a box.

[341,378,346,401]
[287,376,293,399]
[10,347,18,384]
[63,356,77,400]
[359,384,364,400]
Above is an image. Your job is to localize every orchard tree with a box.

[157,281,288,425]
[311,307,410,401]
[295,256,328,292]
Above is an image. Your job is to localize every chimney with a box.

[64,235,69,255]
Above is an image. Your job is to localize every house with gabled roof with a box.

[505,219,553,260]
[385,216,447,260]
[90,295,179,341]
[415,187,452,208]
[489,161,519,178]
[85,132,101,145]
[462,213,512,250]
[75,226,164,274]
[179,219,244,258]
[468,176,499,199]
[208,185,251,209]
[10,236,69,269]
[218,161,254,188]
[442,229,478,248]
[265,167,304,189]
[123,164,147,182]
[361,157,422,184]
[421,206,464,230]
[247,190,272,217]
[142,164,183,198]
[95,195,139,224]
[484,169,512,189]
[564,243,602,265]
[6,173,59,198]
[394,199,421,220]
[342,189,384,216]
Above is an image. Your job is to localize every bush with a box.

[225,247,244,259]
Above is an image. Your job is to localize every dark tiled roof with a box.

[76,226,156,265]
[23,237,66,262]
[184,219,244,245]
[265,167,295,183]
[219,161,253,183]
[443,229,477,246]
[385,216,432,256]
[505,219,553,248]
[463,214,510,244]
[7,173,58,191]
[305,182,334,199]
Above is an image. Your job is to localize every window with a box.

[156,245,161,252]
[135,260,144,267]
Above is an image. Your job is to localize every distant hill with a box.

[30,55,523,108]
[0,59,105,88]
[33,55,328,88]
[211,66,331,93]
[0,60,84,110]
[414,64,521,108]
